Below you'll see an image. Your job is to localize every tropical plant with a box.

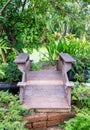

[65,109,90,130]
[0,63,22,82]
[0,91,28,130]
[72,83,90,108]
[0,63,7,80]
[58,82,90,130]
[0,38,9,62]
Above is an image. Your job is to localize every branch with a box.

[22,0,27,11]
[0,0,12,15]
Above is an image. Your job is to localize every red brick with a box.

[47,120,60,127]
[59,111,75,120]
[25,123,32,128]
[33,121,47,128]
[23,113,47,123]
[48,113,60,121]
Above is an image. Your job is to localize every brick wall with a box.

[23,111,75,130]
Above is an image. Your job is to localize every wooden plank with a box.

[14,53,29,63]
[24,85,65,98]
[36,108,70,112]
[60,53,76,63]
[17,82,27,87]
[65,82,74,88]
[19,69,71,111]
[27,70,63,81]
[23,97,70,109]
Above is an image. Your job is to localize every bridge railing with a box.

[58,53,76,107]
[14,53,30,102]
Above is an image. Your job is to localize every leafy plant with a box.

[5,63,22,82]
[65,109,90,130]
[58,83,90,130]
[31,62,41,71]
[46,35,90,82]
[72,83,90,108]
[0,63,7,80]
[0,91,28,130]
[0,63,22,82]
[69,54,90,82]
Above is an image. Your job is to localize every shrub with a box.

[0,63,22,82]
[31,62,41,71]
[46,35,90,82]
[65,109,90,130]
[46,35,90,61]
[5,62,22,82]
[0,63,7,80]
[59,83,90,130]
[70,55,90,82]
[72,83,90,108]
[0,91,27,130]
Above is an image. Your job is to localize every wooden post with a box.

[59,53,75,107]
[14,53,30,103]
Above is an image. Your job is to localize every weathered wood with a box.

[59,53,75,107]
[22,70,71,112]
[14,53,30,103]
[56,60,61,71]
[17,82,27,87]
[14,53,29,64]
[60,53,76,63]
[65,82,74,88]
[14,53,76,112]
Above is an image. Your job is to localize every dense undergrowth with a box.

[46,34,90,82]
[0,63,22,83]
[59,83,90,130]
[0,91,30,130]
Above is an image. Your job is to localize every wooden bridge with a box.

[14,53,75,112]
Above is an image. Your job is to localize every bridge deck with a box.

[23,70,70,112]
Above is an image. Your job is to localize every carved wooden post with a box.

[59,53,76,107]
[14,53,30,103]
[56,60,61,71]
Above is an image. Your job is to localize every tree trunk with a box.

[63,23,70,36]
[3,27,20,54]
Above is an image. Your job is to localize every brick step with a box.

[23,112,76,129]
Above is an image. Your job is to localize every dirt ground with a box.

[47,126,63,130]
[47,126,59,130]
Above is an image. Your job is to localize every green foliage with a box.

[0,91,27,130]
[65,109,90,130]
[0,38,9,54]
[58,83,90,130]
[72,83,90,108]
[5,62,22,82]
[0,63,7,80]
[6,50,17,62]
[0,63,22,82]
[46,35,90,82]
[69,54,90,82]
[0,0,90,62]
[31,62,41,71]
[46,34,90,59]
